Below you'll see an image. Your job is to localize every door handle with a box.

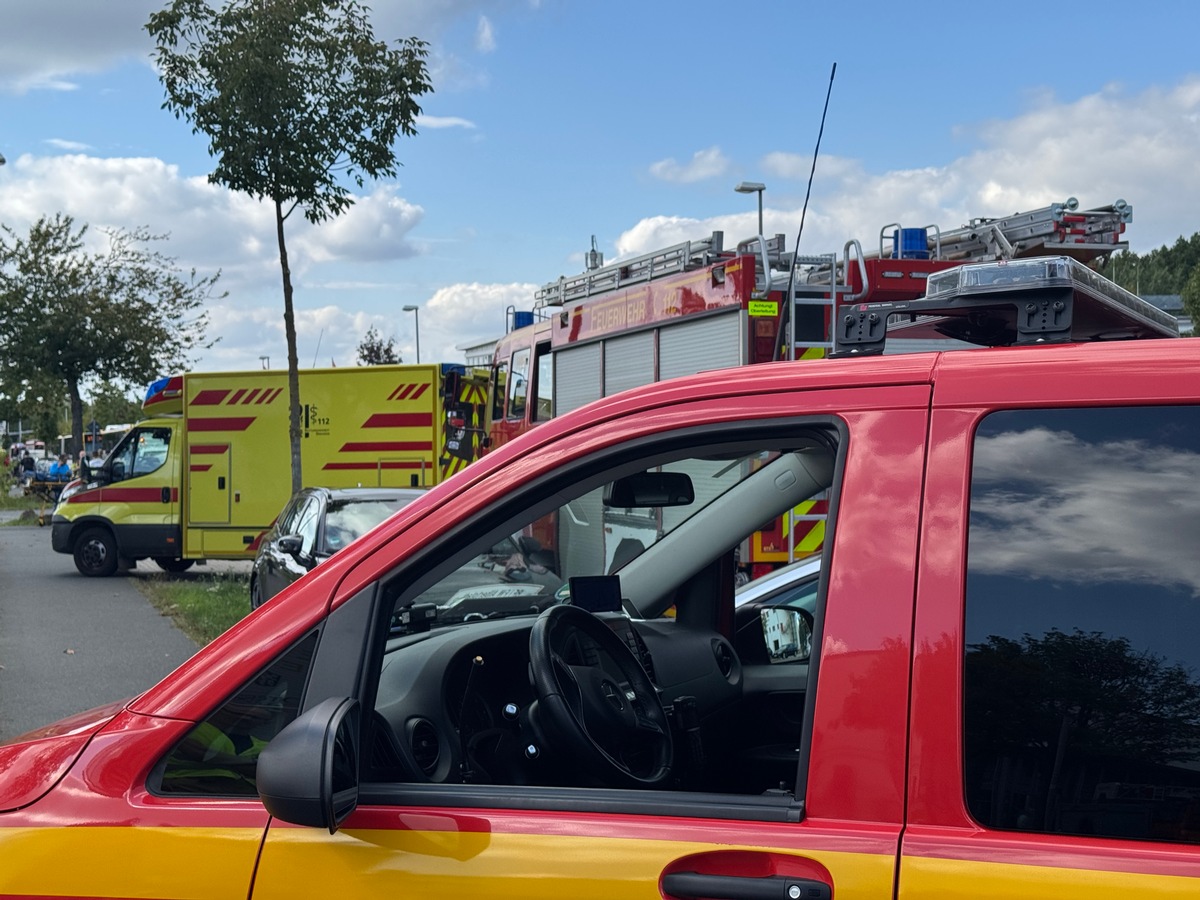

[161,487,171,504]
[218,476,226,490]
[661,872,830,900]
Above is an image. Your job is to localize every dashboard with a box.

[370,611,743,790]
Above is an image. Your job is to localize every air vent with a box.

[407,718,441,776]
[712,638,738,682]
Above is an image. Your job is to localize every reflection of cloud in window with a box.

[971,427,1200,596]
[327,501,404,544]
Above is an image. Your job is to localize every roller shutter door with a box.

[604,332,654,397]
[554,344,602,416]
[659,311,742,381]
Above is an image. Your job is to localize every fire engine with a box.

[488,197,1133,579]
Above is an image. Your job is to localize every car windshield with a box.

[324,497,412,552]
[387,443,833,634]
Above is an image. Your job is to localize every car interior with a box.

[364,423,840,799]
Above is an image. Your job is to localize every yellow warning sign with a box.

[748,300,779,317]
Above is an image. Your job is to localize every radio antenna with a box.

[779,62,837,359]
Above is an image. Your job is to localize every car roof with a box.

[308,486,428,502]
[734,555,822,607]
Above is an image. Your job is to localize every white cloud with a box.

[201,300,411,371]
[44,138,91,152]
[426,281,538,353]
[0,2,505,95]
[199,280,536,374]
[648,147,731,184]
[476,16,496,53]
[417,115,477,130]
[3,78,1199,377]
[292,188,426,265]
[623,80,1200,258]
[0,2,156,94]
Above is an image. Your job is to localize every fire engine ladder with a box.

[730,234,846,362]
[921,197,1132,263]
[533,232,730,310]
[783,251,847,361]
[799,197,1133,305]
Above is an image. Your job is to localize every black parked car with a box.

[250,486,425,609]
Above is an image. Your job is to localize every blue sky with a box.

[1,0,1198,383]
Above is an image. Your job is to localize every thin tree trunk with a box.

[67,379,84,462]
[276,199,302,494]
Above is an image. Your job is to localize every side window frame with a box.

[352,416,847,822]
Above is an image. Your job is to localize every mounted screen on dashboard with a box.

[567,575,623,613]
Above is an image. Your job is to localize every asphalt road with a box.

[0,516,201,742]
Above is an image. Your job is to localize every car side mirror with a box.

[110,460,126,481]
[256,696,360,833]
[760,608,813,663]
[276,534,311,566]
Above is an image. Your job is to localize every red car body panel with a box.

[4,338,1200,896]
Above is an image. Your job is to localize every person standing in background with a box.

[18,451,35,485]
[49,454,72,481]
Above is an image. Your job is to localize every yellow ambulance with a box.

[50,364,489,576]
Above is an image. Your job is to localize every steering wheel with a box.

[529,604,673,787]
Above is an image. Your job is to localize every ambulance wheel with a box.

[154,557,194,573]
[74,527,118,577]
[250,577,266,610]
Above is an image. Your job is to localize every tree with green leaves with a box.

[87,379,147,431]
[0,214,219,457]
[1100,234,1200,298]
[0,369,63,456]
[148,0,432,492]
[356,325,401,365]
[1182,263,1200,331]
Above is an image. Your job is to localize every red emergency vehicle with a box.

[488,198,1133,578]
[2,257,1195,898]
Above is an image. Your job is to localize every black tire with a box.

[153,557,195,573]
[250,577,266,610]
[74,527,118,577]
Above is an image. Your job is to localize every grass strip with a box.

[135,570,251,646]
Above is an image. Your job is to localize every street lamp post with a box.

[734,181,766,236]
[402,305,421,364]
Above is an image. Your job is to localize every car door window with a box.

[291,497,321,557]
[964,406,1200,845]
[491,360,509,421]
[507,348,530,421]
[109,426,171,482]
[151,632,319,796]
[274,496,305,538]
[364,423,842,805]
[533,342,553,423]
